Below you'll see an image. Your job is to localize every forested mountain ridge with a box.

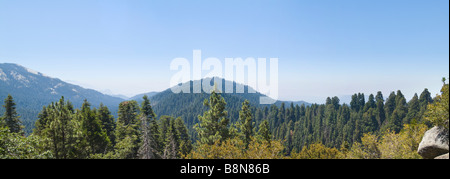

[1,62,447,159]
[0,63,124,133]
[142,77,310,139]
[0,63,311,135]
[1,63,443,159]
[2,79,446,159]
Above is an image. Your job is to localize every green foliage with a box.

[347,133,381,159]
[238,100,253,149]
[1,94,23,134]
[114,100,141,159]
[258,120,271,144]
[33,97,82,159]
[291,143,343,159]
[0,127,52,159]
[174,117,193,157]
[78,100,111,157]
[185,137,284,159]
[97,103,116,146]
[158,116,192,158]
[378,124,427,159]
[425,80,449,129]
[2,77,446,159]
[347,123,427,159]
[138,95,160,159]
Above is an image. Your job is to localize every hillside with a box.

[135,78,310,139]
[0,63,443,159]
[0,64,311,135]
[0,63,124,133]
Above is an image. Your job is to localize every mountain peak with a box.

[0,63,49,80]
[1,63,125,134]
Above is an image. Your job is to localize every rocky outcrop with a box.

[435,153,449,159]
[417,126,449,159]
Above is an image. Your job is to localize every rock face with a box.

[435,153,449,159]
[417,126,449,159]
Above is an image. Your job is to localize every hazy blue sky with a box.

[1,0,448,103]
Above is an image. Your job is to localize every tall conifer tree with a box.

[1,95,22,133]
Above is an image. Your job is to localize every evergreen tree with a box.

[419,88,433,125]
[138,115,159,159]
[326,97,332,106]
[258,120,271,144]
[1,95,23,133]
[375,91,386,128]
[384,92,396,120]
[238,100,253,149]
[174,117,192,156]
[162,120,179,159]
[425,79,449,129]
[194,90,230,145]
[278,103,286,126]
[358,93,366,112]
[404,93,420,124]
[268,105,279,130]
[362,108,378,133]
[34,106,49,136]
[331,96,340,110]
[34,97,81,159]
[115,100,140,159]
[350,94,359,112]
[78,100,110,157]
[140,95,160,153]
[117,101,139,126]
[97,103,116,146]
[393,90,408,129]
[141,95,156,119]
[363,94,376,112]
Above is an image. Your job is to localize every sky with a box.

[0,0,448,103]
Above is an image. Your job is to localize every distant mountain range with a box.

[0,63,123,133]
[0,63,310,134]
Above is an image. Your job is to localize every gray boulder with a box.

[417,126,449,159]
[435,153,449,159]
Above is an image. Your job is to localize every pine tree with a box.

[78,100,110,157]
[331,96,340,110]
[238,100,253,149]
[34,106,48,136]
[35,97,81,159]
[425,79,449,129]
[258,120,271,144]
[358,93,366,112]
[141,95,155,119]
[163,120,179,159]
[384,92,396,121]
[404,93,420,124]
[115,100,140,159]
[419,88,433,125]
[174,117,192,156]
[194,90,230,145]
[393,90,408,130]
[138,115,159,159]
[350,94,359,112]
[1,95,23,133]
[97,103,116,146]
[278,103,286,125]
[363,94,376,112]
[375,91,386,128]
[140,95,160,153]
[268,105,279,130]
[117,101,139,126]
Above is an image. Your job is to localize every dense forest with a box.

[0,79,448,159]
